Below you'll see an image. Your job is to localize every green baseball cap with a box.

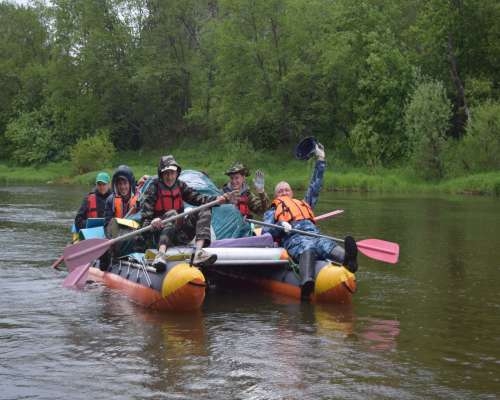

[95,172,111,184]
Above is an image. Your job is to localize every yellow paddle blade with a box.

[145,248,191,262]
[145,249,158,261]
[166,253,191,261]
[115,218,140,229]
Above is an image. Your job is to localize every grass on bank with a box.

[1,146,499,196]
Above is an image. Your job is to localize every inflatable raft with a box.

[87,258,206,312]
[68,169,357,311]
[83,233,356,311]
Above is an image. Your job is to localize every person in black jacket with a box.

[74,172,111,230]
[103,165,137,228]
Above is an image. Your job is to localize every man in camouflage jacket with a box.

[222,162,270,218]
[141,155,231,272]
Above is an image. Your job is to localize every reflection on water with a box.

[1,185,499,399]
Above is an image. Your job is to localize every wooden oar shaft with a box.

[64,198,224,267]
[108,198,224,246]
[246,218,344,243]
[315,209,344,222]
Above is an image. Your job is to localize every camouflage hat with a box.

[158,155,182,177]
[225,162,250,177]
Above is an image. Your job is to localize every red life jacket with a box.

[272,196,315,223]
[154,183,184,215]
[236,192,251,217]
[113,194,138,218]
[86,193,98,218]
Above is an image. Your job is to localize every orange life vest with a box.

[272,196,315,223]
[154,183,184,215]
[86,193,98,218]
[113,194,138,218]
[236,192,251,217]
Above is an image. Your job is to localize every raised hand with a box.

[314,143,325,160]
[253,169,265,192]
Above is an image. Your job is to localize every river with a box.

[0,185,499,399]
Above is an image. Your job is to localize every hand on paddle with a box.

[253,170,265,193]
[220,190,239,204]
[62,198,226,289]
[280,221,292,233]
[151,217,164,230]
[247,218,399,264]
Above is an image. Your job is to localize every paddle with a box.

[246,218,399,264]
[62,198,225,285]
[315,209,344,222]
[51,255,64,270]
[62,263,90,289]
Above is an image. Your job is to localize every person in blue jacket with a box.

[262,143,358,300]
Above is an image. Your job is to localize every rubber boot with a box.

[299,250,316,300]
[343,236,358,273]
[99,251,111,272]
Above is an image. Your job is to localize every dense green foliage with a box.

[404,79,452,180]
[70,129,116,173]
[1,0,499,185]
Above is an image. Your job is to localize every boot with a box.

[99,251,111,271]
[192,248,217,268]
[299,250,316,300]
[152,252,167,273]
[343,236,358,273]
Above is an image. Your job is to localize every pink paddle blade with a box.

[357,239,399,264]
[63,238,110,271]
[51,255,64,270]
[62,263,91,289]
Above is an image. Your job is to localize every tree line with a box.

[1,0,499,180]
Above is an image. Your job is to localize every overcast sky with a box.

[5,0,34,6]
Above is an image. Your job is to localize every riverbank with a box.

[1,148,499,196]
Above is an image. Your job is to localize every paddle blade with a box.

[63,263,91,289]
[63,238,110,271]
[357,239,399,264]
[51,255,64,270]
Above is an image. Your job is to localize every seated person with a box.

[262,143,358,299]
[103,165,138,228]
[222,162,270,218]
[74,171,111,230]
[140,155,232,272]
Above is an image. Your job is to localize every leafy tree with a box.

[460,102,500,173]
[4,107,64,165]
[404,79,452,180]
[350,32,415,166]
[130,0,209,148]
[0,2,49,158]
[45,0,135,147]
[317,1,417,164]
[206,0,343,152]
[409,0,500,137]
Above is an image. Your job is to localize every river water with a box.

[0,185,499,399]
